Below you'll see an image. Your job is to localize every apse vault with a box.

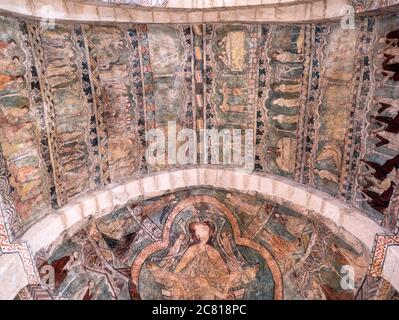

[0,0,398,301]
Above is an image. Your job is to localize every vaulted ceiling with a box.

[0,0,398,300]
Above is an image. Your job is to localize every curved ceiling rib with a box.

[0,0,399,23]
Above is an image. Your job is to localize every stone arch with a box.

[1,0,398,24]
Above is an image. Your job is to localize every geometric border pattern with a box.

[0,209,40,285]
[369,234,399,278]
[0,145,41,287]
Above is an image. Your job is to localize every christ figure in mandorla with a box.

[147,220,258,300]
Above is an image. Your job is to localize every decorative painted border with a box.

[254,24,270,172]
[256,24,275,173]
[74,24,102,188]
[294,24,312,183]
[341,17,376,203]
[27,22,67,206]
[20,20,57,210]
[99,0,168,6]
[0,149,40,287]
[247,24,260,127]
[306,24,330,188]
[355,275,396,300]
[193,24,204,165]
[84,25,111,186]
[204,24,215,164]
[137,25,157,132]
[126,25,148,173]
[180,25,195,130]
[369,233,399,277]
[0,197,40,287]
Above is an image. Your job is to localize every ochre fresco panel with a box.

[0,15,397,293]
[210,25,255,128]
[37,25,94,201]
[148,25,186,126]
[261,25,307,177]
[85,26,142,182]
[203,24,259,167]
[0,18,50,228]
[313,26,358,196]
[146,25,194,171]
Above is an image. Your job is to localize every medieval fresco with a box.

[0,18,50,233]
[148,25,186,127]
[313,25,358,196]
[205,24,259,167]
[210,25,256,129]
[32,24,95,204]
[260,25,307,177]
[85,25,143,183]
[31,188,368,300]
[133,198,276,300]
[0,12,398,279]
[145,25,194,171]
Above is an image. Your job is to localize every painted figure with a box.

[147,221,258,299]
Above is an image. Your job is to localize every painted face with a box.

[194,223,210,244]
